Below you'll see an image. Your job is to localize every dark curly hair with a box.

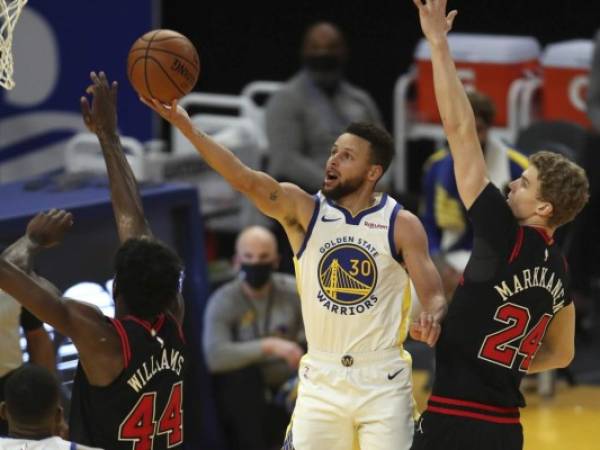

[345,122,395,175]
[114,238,183,319]
[530,151,589,227]
[5,365,59,426]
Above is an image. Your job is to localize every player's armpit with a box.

[446,132,490,210]
[527,303,575,374]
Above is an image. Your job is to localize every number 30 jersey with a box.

[294,192,411,354]
[69,314,186,450]
[433,183,571,408]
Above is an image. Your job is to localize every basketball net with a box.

[0,0,27,90]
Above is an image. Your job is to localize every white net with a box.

[0,0,27,90]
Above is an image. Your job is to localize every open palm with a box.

[412,0,458,44]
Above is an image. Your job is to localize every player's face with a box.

[322,133,372,200]
[507,166,551,223]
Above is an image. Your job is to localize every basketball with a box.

[127,29,200,104]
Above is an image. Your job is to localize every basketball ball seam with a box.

[127,47,199,71]
[128,56,146,89]
[145,56,187,97]
[144,31,161,100]
[140,35,189,42]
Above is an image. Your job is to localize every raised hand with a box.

[26,209,74,249]
[139,97,192,133]
[412,0,458,45]
[409,310,442,347]
[80,71,118,137]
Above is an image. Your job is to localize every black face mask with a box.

[241,263,273,289]
[303,54,344,91]
[304,54,343,72]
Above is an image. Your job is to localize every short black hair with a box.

[345,122,394,174]
[5,365,59,425]
[114,238,183,319]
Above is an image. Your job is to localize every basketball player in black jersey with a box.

[0,72,186,450]
[411,1,590,449]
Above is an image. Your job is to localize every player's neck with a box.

[9,425,53,441]
[519,218,555,237]
[334,188,378,217]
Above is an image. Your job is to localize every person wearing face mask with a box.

[202,226,305,450]
[265,21,384,194]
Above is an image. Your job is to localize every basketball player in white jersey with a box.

[142,96,446,449]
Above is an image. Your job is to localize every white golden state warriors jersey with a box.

[294,192,411,354]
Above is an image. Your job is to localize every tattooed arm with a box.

[141,97,315,251]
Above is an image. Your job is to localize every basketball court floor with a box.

[412,371,600,450]
[407,313,600,450]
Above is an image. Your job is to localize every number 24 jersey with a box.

[433,183,571,408]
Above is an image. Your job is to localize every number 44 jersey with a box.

[69,313,186,450]
[433,183,571,409]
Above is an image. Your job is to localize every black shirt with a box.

[69,314,186,449]
[433,183,571,408]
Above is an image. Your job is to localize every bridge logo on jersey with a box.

[317,243,378,315]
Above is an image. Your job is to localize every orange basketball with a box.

[127,29,200,104]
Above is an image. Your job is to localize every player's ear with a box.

[536,201,554,222]
[368,164,383,182]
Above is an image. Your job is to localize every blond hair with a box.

[530,151,589,227]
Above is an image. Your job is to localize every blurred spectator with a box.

[420,91,528,297]
[0,214,62,434]
[203,226,304,450]
[586,29,600,269]
[575,27,600,329]
[588,29,600,131]
[265,22,383,193]
[0,364,101,449]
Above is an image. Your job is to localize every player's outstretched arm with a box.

[81,72,187,324]
[395,210,447,347]
[1,210,73,374]
[527,303,575,373]
[141,97,314,228]
[0,260,122,385]
[413,0,487,209]
[1,209,72,273]
[0,212,123,385]
[81,71,152,243]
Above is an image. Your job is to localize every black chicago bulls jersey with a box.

[70,313,186,450]
[432,183,571,410]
